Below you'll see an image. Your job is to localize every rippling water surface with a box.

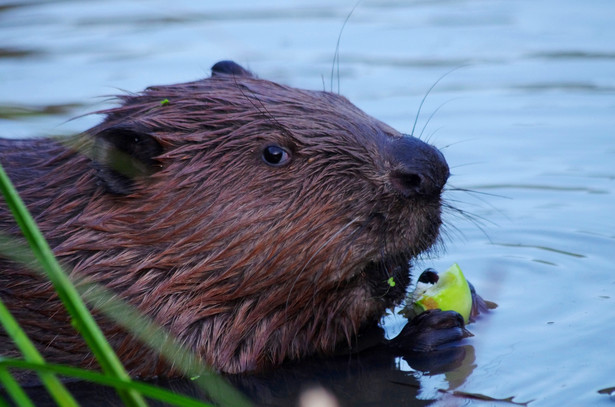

[1,1,614,406]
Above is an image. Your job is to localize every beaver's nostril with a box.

[388,136,449,199]
[390,171,423,198]
[390,170,443,198]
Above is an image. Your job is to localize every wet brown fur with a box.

[0,64,447,377]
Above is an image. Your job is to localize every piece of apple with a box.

[411,263,472,323]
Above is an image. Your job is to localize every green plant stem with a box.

[0,163,146,407]
[0,159,252,406]
[0,236,252,407]
[0,300,78,407]
[0,359,214,407]
[91,285,251,407]
[0,367,35,407]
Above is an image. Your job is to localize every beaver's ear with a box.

[92,125,163,195]
[211,60,254,77]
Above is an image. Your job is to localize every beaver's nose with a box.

[387,136,449,198]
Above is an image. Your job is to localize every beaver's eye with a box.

[262,145,291,167]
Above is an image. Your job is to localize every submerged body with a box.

[0,61,457,377]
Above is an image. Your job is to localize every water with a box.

[1,0,614,405]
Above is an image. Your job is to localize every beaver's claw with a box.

[388,309,470,352]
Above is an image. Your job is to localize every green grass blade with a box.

[0,300,79,407]
[0,161,251,406]
[0,234,252,407]
[0,368,35,407]
[0,163,146,407]
[82,283,252,407]
[0,359,214,407]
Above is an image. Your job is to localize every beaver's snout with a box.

[388,136,449,199]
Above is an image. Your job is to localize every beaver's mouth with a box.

[361,254,413,307]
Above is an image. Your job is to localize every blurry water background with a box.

[1,0,614,406]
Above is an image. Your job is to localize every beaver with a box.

[0,60,465,378]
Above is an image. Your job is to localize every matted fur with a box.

[0,63,448,376]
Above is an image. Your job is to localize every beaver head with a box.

[1,60,449,375]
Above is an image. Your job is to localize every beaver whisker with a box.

[444,185,502,226]
[447,185,508,205]
[329,1,361,94]
[441,200,493,242]
[418,98,461,141]
[410,66,465,138]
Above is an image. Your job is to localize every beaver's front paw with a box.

[388,309,471,352]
